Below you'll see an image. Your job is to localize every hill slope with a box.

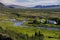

[0,2,6,8]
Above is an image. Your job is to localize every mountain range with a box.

[0,2,29,9]
[7,5,28,9]
[0,2,60,9]
[33,5,60,9]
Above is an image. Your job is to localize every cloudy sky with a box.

[0,0,60,7]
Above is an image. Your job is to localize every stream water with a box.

[13,20,26,26]
[0,20,60,30]
[13,20,60,30]
[39,27,60,30]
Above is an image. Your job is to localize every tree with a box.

[11,13,20,17]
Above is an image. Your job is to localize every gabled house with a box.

[47,20,57,24]
[10,19,16,22]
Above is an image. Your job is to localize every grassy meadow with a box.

[0,8,60,40]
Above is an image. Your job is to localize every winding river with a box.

[0,20,60,30]
[13,20,60,30]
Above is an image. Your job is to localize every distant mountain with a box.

[7,5,30,9]
[0,2,30,9]
[0,2,60,9]
[33,5,60,9]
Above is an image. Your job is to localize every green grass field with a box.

[0,22,60,40]
[0,8,60,40]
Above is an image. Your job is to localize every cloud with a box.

[0,0,60,7]
[0,0,16,5]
